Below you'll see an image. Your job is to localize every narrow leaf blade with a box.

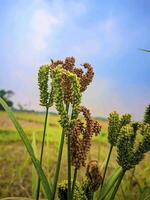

[32,132,38,199]
[98,167,122,200]
[139,48,150,52]
[0,97,51,199]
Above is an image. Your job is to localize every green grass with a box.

[0,111,107,143]
[0,111,61,142]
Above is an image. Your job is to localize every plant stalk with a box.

[36,106,49,200]
[67,132,72,200]
[89,192,94,200]
[71,167,78,199]
[51,104,69,200]
[109,169,126,200]
[101,145,113,188]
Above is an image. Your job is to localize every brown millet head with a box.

[81,106,102,137]
[50,59,63,69]
[63,56,75,71]
[80,63,94,92]
[70,119,85,168]
[86,160,102,191]
[49,57,94,103]
[70,106,101,169]
[92,121,102,136]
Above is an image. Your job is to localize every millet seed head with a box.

[117,123,150,171]
[70,106,101,168]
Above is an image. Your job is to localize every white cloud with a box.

[102,18,117,35]
[29,9,61,51]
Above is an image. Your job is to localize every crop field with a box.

[0,111,150,199]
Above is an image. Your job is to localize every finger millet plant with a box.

[0,56,150,200]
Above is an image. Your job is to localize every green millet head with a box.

[38,64,52,107]
[38,56,94,131]
[51,66,81,128]
[66,71,81,126]
[139,124,150,153]
[117,125,135,170]
[117,124,150,171]
[120,113,132,128]
[51,66,69,128]
[131,121,142,134]
[129,125,150,168]
[108,112,132,147]
[58,180,87,200]
[108,111,120,146]
[144,104,150,124]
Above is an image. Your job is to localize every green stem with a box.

[51,104,69,200]
[110,169,126,200]
[36,106,49,200]
[101,145,113,188]
[91,192,94,200]
[71,168,78,199]
[67,133,72,200]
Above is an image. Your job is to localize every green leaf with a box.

[32,132,38,199]
[0,97,51,199]
[139,49,150,52]
[98,167,122,200]
[143,194,150,200]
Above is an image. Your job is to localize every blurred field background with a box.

[0,111,150,199]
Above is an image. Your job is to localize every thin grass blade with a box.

[139,49,150,52]
[32,132,38,199]
[0,97,51,199]
[143,194,150,200]
[98,167,122,200]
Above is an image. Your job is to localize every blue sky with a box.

[0,0,150,119]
